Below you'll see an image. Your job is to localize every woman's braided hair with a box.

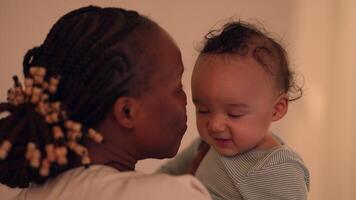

[0,5,158,188]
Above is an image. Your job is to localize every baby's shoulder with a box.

[221,146,310,198]
[252,146,306,170]
[219,146,310,192]
[219,145,308,178]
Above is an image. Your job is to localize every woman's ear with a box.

[112,97,139,128]
[272,94,289,122]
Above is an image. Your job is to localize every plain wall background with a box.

[1,1,355,199]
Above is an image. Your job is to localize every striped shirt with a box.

[159,137,310,200]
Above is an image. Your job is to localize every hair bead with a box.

[55,146,68,166]
[25,142,37,160]
[45,144,56,162]
[39,159,50,177]
[73,145,88,157]
[49,77,60,86]
[56,156,68,166]
[30,149,41,168]
[52,126,64,139]
[1,66,105,181]
[24,87,33,96]
[0,140,12,159]
[48,85,58,94]
[37,67,47,77]
[33,76,44,85]
[81,156,90,166]
[72,122,82,132]
[24,78,34,88]
[88,128,103,143]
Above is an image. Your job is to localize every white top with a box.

[15,165,211,200]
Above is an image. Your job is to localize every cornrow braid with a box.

[201,21,303,101]
[29,6,148,126]
[0,5,159,188]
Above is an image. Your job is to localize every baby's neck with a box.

[254,133,281,150]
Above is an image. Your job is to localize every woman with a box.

[0,5,211,200]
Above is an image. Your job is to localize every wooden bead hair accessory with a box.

[0,66,104,177]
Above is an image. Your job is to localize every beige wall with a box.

[1,0,355,199]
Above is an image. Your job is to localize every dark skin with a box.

[85,24,187,172]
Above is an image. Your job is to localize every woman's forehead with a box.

[126,26,183,92]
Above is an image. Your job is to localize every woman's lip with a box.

[180,125,188,135]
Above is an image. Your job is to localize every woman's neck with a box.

[85,138,138,171]
[84,117,139,171]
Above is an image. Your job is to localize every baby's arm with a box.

[157,138,202,175]
[242,161,310,200]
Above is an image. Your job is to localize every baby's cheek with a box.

[196,121,206,134]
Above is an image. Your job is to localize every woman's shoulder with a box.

[16,165,211,200]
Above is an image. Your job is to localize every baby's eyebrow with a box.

[226,103,249,108]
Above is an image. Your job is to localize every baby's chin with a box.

[215,149,240,157]
[210,144,246,157]
[205,139,238,157]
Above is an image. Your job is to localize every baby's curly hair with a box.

[201,21,303,101]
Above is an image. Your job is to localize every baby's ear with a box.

[272,94,289,121]
[112,97,140,128]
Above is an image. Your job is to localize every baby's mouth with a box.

[213,138,233,148]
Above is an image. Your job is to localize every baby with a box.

[159,21,310,200]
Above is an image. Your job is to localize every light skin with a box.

[191,53,288,157]
[85,26,187,171]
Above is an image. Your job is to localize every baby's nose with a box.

[207,115,227,133]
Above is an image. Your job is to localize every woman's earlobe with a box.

[113,97,138,128]
[272,94,289,121]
